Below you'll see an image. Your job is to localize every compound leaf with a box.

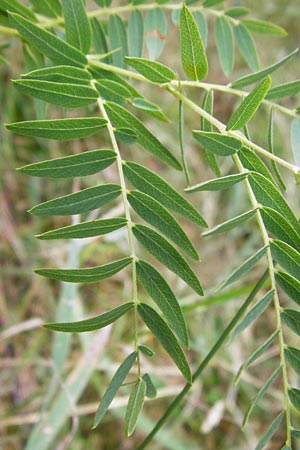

[180,3,208,81]
[30,184,121,216]
[123,161,207,226]
[93,352,137,428]
[44,302,134,332]
[132,224,203,295]
[138,303,192,382]
[136,259,189,347]
[35,257,132,283]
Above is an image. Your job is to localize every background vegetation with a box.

[0,1,299,449]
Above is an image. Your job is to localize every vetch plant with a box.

[1,0,300,448]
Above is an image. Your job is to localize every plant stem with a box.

[92,81,141,377]
[233,154,292,447]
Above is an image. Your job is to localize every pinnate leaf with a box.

[231,49,298,89]
[138,303,192,382]
[123,161,207,227]
[35,257,132,283]
[136,259,189,347]
[18,150,116,178]
[29,184,121,216]
[227,77,271,130]
[215,16,234,77]
[13,79,99,108]
[192,131,242,156]
[7,118,107,140]
[180,4,208,81]
[125,57,176,83]
[61,0,92,54]
[44,302,134,332]
[186,173,248,192]
[36,217,127,240]
[9,12,87,67]
[125,379,146,436]
[93,352,137,428]
[132,224,203,295]
[128,191,198,259]
[105,102,181,170]
[241,19,287,37]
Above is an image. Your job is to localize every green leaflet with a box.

[275,271,300,306]
[108,14,128,69]
[239,146,275,184]
[285,347,300,375]
[125,379,146,436]
[0,0,36,21]
[115,128,137,144]
[138,303,192,382]
[30,184,121,216]
[8,13,87,67]
[241,19,287,37]
[96,79,132,104]
[227,77,271,130]
[89,65,142,99]
[132,224,203,295]
[36,217,127,240]
[30,0,62,18]
[22,65,92,85]
[125,57,176,83]
[128,10,144,58]
[128,191,198,259]
[138,345,155,358]
[93,352,137,428]
[193,11,207,48]
[219,246,267,290]
[123,161,207,227]
[201,90,220,176]
[180,4,208,81]
[249,172,300,234]
[186,173,248,192]
[18,149,116,178]
[231,49,298,89]
[234,24,259,71]
[192,131,242,156]
[215,16,234,77]
[291,117,300,166]
[203,208,257,236]
[13,79,99,108]
[268,108,286,191]
[254,411,285,450]
[225,8,251,18]
[94,0,112,6]
[104,102,181,170]
[144,8,166,60]
[289,388,300,411]
[270,239,300,280]
[136,259,189,347]
[231,290,274,342]
[203,0,223,7]
[261,206,300,252]
[44,302,134,332]
[131,98,169,123]
[7,118,107,140]
[142,373,157,398]
[91,18,109,63]
[35,257,132,283]
[281,309,300,336]
[61,0,92,54]
[243,367,281,427]
[266,80,300,99]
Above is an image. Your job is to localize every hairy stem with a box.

[92,81,141,377]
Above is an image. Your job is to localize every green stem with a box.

[233,154,292,447]
[137,271,269,449]
[179,99,190,186]
[92,81,141,377]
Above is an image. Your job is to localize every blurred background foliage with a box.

[0,0,299,449]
